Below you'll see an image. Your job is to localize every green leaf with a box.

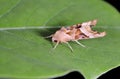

[0,0,120,79]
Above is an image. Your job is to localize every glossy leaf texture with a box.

[0,0,120,79]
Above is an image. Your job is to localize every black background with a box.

[54,0,120,79]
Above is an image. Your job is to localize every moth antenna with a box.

[65,42,73,52]
[53,41,59,50]
[45,34,53,38]
[74,40,86,47]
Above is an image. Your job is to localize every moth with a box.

[47,20,106,51]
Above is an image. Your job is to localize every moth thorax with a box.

[52,31,72,43]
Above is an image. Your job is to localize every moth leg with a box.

[53,41,59,50]
[45,34,53,38]
[65,42,73,52]
[74,40,86,47]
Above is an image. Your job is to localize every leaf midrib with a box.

[0,26,120,31]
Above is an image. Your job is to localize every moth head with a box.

[52,30,72,43]
[52,37,58,43]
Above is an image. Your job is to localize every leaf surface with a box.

[0,0,120,79]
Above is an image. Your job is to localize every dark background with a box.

[54,0,120,79]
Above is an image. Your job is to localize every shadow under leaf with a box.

[34,27,60,42]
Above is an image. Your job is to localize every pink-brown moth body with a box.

[49,20,106,51]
